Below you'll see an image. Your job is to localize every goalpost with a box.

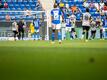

[0,10,49,40]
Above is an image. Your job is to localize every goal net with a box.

[0,11,49,40]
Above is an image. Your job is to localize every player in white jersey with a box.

[12,19,18,41]
[90,18,97,40]
[70,13,77,39]
[82,8,91,42]
[51,3,62,44]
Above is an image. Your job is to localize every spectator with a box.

[24,8,32,17]
[89,1,95,8]
[59,2,64,8]
[71,4,78,13]
[66,4,69,9]
[4,2,8,8]
[0,2,3,8]
[100,0,104,10]
[5,14,11,22]
[103,3,107,16]
[55,0,61,6]
[83,0,89,8]
[94,2,100,12]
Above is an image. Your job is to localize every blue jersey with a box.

[76,12,82,21]
[51,8,62,24]
[33,19,40,29]
[104,19,107,28]
[95,13,100,17]
[65,18,72,27]
[101,15,105,26]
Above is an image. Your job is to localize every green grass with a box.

[0,40,107,80]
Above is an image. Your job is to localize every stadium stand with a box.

[0,0,43,21]
[0,0,107,21]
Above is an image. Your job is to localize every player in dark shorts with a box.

[17,19,25,40]
[82,8,91,42]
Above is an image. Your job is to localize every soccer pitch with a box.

[0,40,107,80]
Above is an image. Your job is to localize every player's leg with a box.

[93,30,96,39]
[81,26,86,39]
[37,29,40,40]
[18,28,21,40]
[51,24,55,43]
[90,30,93,39]
[13,31,16,41]
[21,28,24,40]
[100,29,103,39]
[70,28,73,39]
[14,31,18,41]
[33,32,36,40]
[86,26,90,40]
[71,28,74,39]
[58,29,62,43]
[73,28,77,39]
[51,29,55,42]
[56,24,62,44]
[28,30,32,40]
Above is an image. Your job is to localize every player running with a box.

[51,3,62,44]
[81,8,91,42]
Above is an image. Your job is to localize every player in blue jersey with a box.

[65,14,71,40]
[104,16,107,39]
[65,14,72,31]
[51,4,62,44]
[104,16,107,28]
[75,9,82,21]
[33,15,41,40]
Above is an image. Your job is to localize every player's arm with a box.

[81,13,83,21]
[50,10,54,28]
[15,22,18,32]
[89,15,92,23]
[39,20,41,27]
[60,9,63,23]
[33,19,34,26]
[50,10,53,23]
[80,13,82,21]
[16,24,18,32]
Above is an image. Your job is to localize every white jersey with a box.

[82,12,91,26]
[70,14,76,23]
[12,22,18,31]
[91,21,96,31]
